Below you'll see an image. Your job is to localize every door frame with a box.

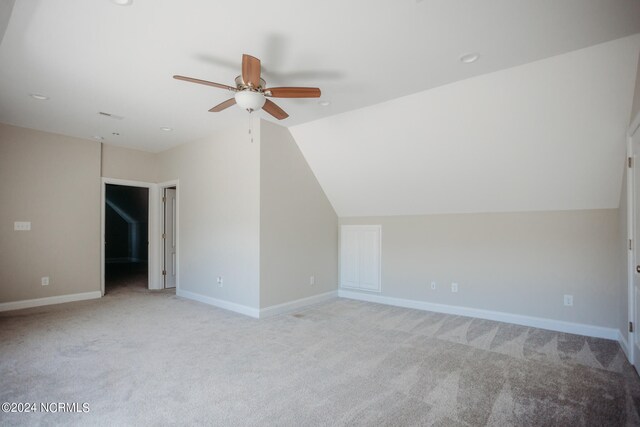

[158,180,180,291]
[627,111,640,364]
[100,178,159,295]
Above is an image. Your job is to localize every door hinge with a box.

[162,270,166,276]
[629,157,634,168]
[630,322,634,333]
[162,196,166,203]
[630,239,633,250]
[162,233,166,239]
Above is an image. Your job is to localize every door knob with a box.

[637,265,640,273]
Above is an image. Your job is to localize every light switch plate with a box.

[14,221,31,231]
[563,295,573,306]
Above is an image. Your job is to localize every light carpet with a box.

[1,286,639,426]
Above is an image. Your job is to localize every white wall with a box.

[0,123,101,303]
[259,121,338,308]
[340,209,620,329]
[157,122,261,309]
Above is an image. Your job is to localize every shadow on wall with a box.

[105,184,149,262]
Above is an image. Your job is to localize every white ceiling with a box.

[291,35,640,216]
[0,0,639,152]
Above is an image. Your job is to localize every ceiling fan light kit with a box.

[234,90,266,112]
[174,54,321,120]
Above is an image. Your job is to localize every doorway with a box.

[104,184,149,292]
[101,178,169,294]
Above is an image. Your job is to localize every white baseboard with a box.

[259,290,338,318]
[338,290,619,341]
[0,291,102,312]
[177,289,260,318]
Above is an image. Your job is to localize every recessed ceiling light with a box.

[110,0,133,5]
[29,93,49,100]
[92,135,104,140]
[318,100,331,107]
[160,127,173,132]
[460,53,480,63]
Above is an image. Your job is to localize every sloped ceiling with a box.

[0,1,639,151]
[290,35,640,217]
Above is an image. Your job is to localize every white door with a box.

[340,225,381,292]
[359,228,381,290]
[631,130,640,369]
[340,227,360,289]
[164,188,177,289]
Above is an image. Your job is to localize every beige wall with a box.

[157,122,261,308]
[632,53,640,125]
[101,143,158,182]
[341,209,621,328]
[0,123,100,302]
[259,121,338,308]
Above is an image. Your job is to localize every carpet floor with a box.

[105,261,149,292]
[1,287,639,426]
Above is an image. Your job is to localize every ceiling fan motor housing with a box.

[235,75,266,90]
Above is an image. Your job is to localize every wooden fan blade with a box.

[264,87,321,98]
[242,54,261,87]
[209,98,236,112]
[173,75,236,92]
[262,99,289,120]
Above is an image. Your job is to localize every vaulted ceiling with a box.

[291,35,640,216]
[0,1,639,216]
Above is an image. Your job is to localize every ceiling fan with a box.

[173,54,321,120]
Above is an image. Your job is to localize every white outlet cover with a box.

[14,221,31,231]
[564,295,573,306]
[451,283,458,293]
[431,281,436,290]
[41,276,49,286]
[310,276,315,285]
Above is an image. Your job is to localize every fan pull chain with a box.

[248,114,254,143]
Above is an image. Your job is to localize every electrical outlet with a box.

[431,281,436,290]
[451,282,458,293]
[217,276,223,287]
[563,295,573,306]
[310,275,315,286]
[41,276,49,286]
